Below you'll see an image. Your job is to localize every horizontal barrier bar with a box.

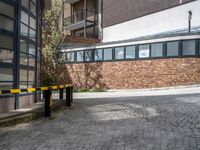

[0,84,73,95]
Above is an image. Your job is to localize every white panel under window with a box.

[139,44,150,58]
[182,40,196,56]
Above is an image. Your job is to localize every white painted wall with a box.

[102,1,200,43]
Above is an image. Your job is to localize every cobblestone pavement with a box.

[1,93,200,150]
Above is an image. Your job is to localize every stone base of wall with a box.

[66,58,200,89]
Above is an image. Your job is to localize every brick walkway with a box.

[1,93,200,150]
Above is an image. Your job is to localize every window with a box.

[20,53,28,65]
[66,52,75,62]
[21,0,29,9]
[182,40,196,56]
[20,23,29,37]
[0,15,14,31]
[0,49,14,63]
[0,1,15,18]
[0,68,13,81]
[167,41,179,56]
[29,55,35,66]
[139,44,150,58]
[151,43,163,57]
[104,48,112,60]
[29,44,36,55]
[0,82,13,90]
[28,71,35,81]
[77,51,84,62]
[125,46,135,59]
[20,40,28,53]
[85,50,93,61]
[20,69,28,81]
[115,47,124,60]
[0,35,13,50]
[95,49,103,61]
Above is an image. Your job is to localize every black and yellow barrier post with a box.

[59,88,64,100]
[44,88,52,117]
[70,86,73,103]
[66,86,71,107]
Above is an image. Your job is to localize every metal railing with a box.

[64,9,96,27]
[0,84,73,117]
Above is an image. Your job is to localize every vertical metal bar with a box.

[66,87,71,107]
[70,86,73,103]
[44,89,52,117]
[59,88,64,99]
[84,0,87,37]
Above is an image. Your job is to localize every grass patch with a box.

[73,88,106,93]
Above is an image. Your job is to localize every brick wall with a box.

[65,58,200,89]
[64,35,100,44]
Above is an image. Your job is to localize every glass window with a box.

[77,51,84,62]
[0,35,13,50]
[29,55,35,66]
[30,2,36,15]
[139,44,150,58]
[0,82,13,90]
[66,52,74,62]
[85,50,93,61]
[21,0,29,9]
[104,48,112,60]
[28,71,35,81]
[21,11,29,25]
[30,17,36,29]
[28,82,35,88]
[20,23,29,37]
[167,41,179,56]
[20,40,28,53]
[20,53,28,65]
[0,49,14,63]
[0,1,15,18]
[115,47,124,60]
[29,44,36,55]
[125,46,135,59]
[0,15,14,32]
[151,43,163,57]
[20,69,28,81]
[29,29,36,41]
[182,40,196,56]
[0,68,13,81]
[95,49,103,61]
[19,81,28,89]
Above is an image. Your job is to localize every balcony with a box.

[64,9,96,31]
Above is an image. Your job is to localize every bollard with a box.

[66,87,71,107]
[59,88,64,99]
[70,86,73,103]
[44,89,52,117]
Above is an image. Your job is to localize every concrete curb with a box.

[0,100,70,128]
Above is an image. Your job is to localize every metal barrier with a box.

[0,84,73,117]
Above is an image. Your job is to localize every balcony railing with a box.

[64,9,96,27]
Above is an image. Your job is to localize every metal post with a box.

[66,87,71,107]
[70,86,73,103]
[44,89,52,117]
[84,0,87,37]
[59,88,64,99]
[188,11,192,32]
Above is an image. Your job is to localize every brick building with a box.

[62,0,200,89]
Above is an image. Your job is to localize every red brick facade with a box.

[66,58,200,89]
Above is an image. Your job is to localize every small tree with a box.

[41,0,64,86]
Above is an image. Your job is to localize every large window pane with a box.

[125,46,135,59]
[0,15,14,31]
[30,17,36,29]
[20,23,29,37]
[0,49,13,63]
[66,52,74,62]
[19,81,28,89]
[21,0,29,9]
[77,51,84,62]
[20,40,28,53]
[0,35,13,49]
[20,53,28,65]
[29,29,36,41]
[28,71,35,81]
[85,50,93,61]
[182,40,196,56]
[167,41,179,56]
[21,11,29,25]
[29,55,35,66]
[29,44,36,55]
[104,48,112,60]
[151,43,163,57]
[0,1,15,18]
[115,47,124,60]
[139,44,150,58]
[20,69,28,81]
[0,68,13,81]
[30,2,36,15]
[95,49,103,61]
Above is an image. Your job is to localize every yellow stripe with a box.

[27,88,36,92]
[10,89,21,94]
[59,85,64,88]
[0,90,2,95]
[41,87,48,91]
[50,94,53,107]
[51,86,58,90]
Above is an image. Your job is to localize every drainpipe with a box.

[84,0,87,38]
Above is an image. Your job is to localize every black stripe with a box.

[21,89,28,92]
[2,90,11,94]
[36,88,41,91]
